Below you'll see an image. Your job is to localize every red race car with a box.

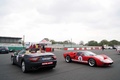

[63,51,113,67]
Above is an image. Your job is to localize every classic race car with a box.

[63,51,113,67]
[11,49,57,73]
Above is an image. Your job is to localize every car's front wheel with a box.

[88,58,96,67]
[65,56,72,63]
[21,61,28,73]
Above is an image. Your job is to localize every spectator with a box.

[42,45,45,51]
[102,46,104,51]
[41,45,46,53]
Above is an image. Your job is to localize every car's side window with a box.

[18,50,25,55]
[77,52,82,56]
[84,52,89,56]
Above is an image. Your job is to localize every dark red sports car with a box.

[63,51,113,67]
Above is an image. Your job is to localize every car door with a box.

[12,51,19,64]
[74,52,88,63]
[16,50,26,66]
[81,52,89,63]
[74,52,83,62]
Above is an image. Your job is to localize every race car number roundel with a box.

[78,56,82,61]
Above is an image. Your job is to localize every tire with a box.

[21,61,28,73]
[88,58,96,67]
[11,57,15,65]
[65,56,72,63]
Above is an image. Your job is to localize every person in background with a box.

[42,45,45,50]
[41,45,46,53]
[25,48,30,54]
[102,45,104,51]
[36,46,41,53]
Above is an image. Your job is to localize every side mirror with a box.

[14,52,18,55]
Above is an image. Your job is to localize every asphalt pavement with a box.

[0,49,120,80]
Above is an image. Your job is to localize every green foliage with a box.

[87,40,120,46]
[50,40,56,44]
[43,38,49,41]
[87,40,98,46]
[99,39,109,46]
[42,38,120,46]
[108,40,119,46]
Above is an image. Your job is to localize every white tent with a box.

[39,39,52,44]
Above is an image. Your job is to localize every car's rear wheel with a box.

[11,57,15,65]
[21,61,28,73]
[88,58,96,67]
[65,56,72,63]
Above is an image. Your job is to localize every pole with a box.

[23,35,25,48]
[71,38,72,48]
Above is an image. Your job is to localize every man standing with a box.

[102,45,104,51]
[41,45,46,53]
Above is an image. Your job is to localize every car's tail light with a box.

[29,57,39,62]
[52,55,57,60]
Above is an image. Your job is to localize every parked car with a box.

[63,51,113,67]
[116,46,120,53]
[11,49,57,73]
[104,46,113,49]
[0,46,9,54]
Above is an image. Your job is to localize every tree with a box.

[99,40,109,46]
[43,38,49,41]
[109,40,120,46]
[63,40,69,44]
[50,40,56,44]
[87,40,98,46]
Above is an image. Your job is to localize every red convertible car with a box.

[63,51,113,67]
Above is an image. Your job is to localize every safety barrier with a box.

[64,47,102,50]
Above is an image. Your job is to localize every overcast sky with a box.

[0,0,120,43]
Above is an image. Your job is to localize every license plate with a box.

[42,57,51,60]
[42,62,53,65]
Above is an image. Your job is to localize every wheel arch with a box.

[21,59,25,65]
[88,58,97,67]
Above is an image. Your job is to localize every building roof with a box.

[0,36,22,39]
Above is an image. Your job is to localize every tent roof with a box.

[39,39,52,44]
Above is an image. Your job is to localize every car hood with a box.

[94,54,113,61]
[94,54,109,60]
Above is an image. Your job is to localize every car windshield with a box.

[84,51,96,56]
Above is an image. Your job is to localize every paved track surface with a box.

[0,49,120,80]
